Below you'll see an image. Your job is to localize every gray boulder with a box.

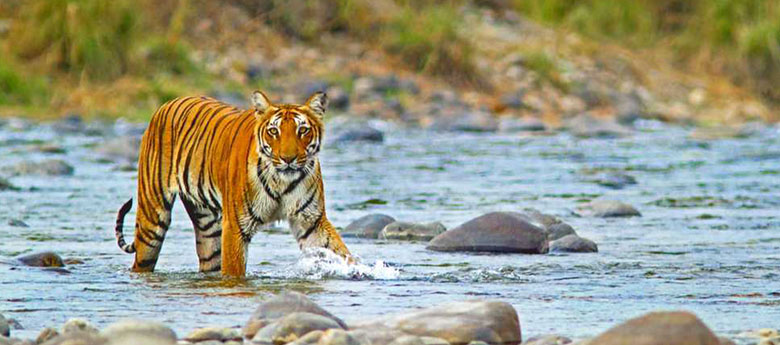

[381,222,446,241]
[244,291,346,339]
[184,327,242,343]
[549,235,598,253]
[100,319,176,345]
[427,212,549,254]
[95,136,142,165]
[16,252,64,267]
[342,214,396,239]
[576,200,641,218]
[350,300,521,345]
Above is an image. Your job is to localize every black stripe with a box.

[282,172,306,195]
[295,190,316,215]
[245,203,265,223]
[202,229,222,238]
[299,214,322,240]
[259,173,280,201]
[135,257,157,268]
[199,249,221,262]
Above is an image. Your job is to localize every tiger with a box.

[113,91,353,277]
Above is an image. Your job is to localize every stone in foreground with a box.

[342,214,396,239]
[524,334,572,345]
[252,312,343,344]
[244,292,347,339]
[427,212,548,254]
[185,327,242,343]
[381,221,446,241]
[550,235,598,253]
[350,300,521,345]
[100,319,177,345]
[588,311,720,345]
[576,200,641,218]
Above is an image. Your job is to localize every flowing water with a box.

[1,119,779,341]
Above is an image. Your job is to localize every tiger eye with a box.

[298,127,309,136]
[268,128,279,136]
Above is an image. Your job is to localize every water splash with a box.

[293,248,399,280]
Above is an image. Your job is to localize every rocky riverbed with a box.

[0,115,779,345]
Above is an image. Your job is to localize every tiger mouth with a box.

[278,166,302,174]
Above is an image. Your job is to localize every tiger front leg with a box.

[220,216,249,277]
[292,213,352,263]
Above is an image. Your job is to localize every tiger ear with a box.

[305,92,328,118]
[251,90,272,114]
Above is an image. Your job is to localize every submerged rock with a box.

[8,219,28,228]
[342,214,396,239]
[587,172,637,189]
[0,314,8,337]
[524,334,572,345]
[244,291,346,339]
[565,113,632,138]
[381,221,446,241]
[549,235,598,253]
[350,300,521,345]
[16,252,64,267]
[3,159,74,176]
[576,200,641,218]
[588,311,720,345]
[0,177,17,191]
[100,319,177,345]
[252,312,343,344]
[427,212,548,254]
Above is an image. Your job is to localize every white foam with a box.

[293,248,399,280]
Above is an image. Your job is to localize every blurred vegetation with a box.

[512,0,780,103]
[0,0,777,120]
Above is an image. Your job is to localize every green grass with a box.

[0,56,47,106]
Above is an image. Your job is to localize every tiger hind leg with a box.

[131,192,176,272]
[181,197,222,272]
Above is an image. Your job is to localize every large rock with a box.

[252,312,343,344]
[40,331,105,345]
[3,159,74,176]
[524,334,572,345]
[244,292,346,339]
[565,113,632,138]
[381,222,446,241]
[0,314,8,337]
[62,319,98,335]
[588,311,720,345]
[427,212,549,254]
[100,320,176,345]
[184,327,242,343]
[518,209,577,240]
[351,300,521,345]
[549,235,598,253]
[576,200,641,218]
[16,252,64,267]
[342,214,396,239]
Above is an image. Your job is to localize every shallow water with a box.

[1,120,779,341]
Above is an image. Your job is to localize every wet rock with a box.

[52,114,84,134]
[94,136,141,164]
[550,235,598,253]
[0,314,8,337]
[350,300,521,345]
[614,92,645,125]
[327,87,350,111]
[524,334,572,345]
[587,172,637,189]
[317,329,360,345]
[7,219,27,228]
[3,160,74,177]
[326,118,384,144]
[576,200,641,218]
[36,144,67,154]
[342,214,396,239]
[0,177,17,191]
[589,311,720,345]
[545,223,576,241]
[61,319,98,335]
[16,252,64,267]
[381,221,446,241]
[287,330,324,345]
[388,335,425,345]
[36,328,59,344]
[185,327,242,343]
[427,212,549,254]
[429,111,498,132]
[100,319,176,345]
[565,113,632,138]
[346,329,412,345]
[498,116,546,133]
[252,312,343,344]
[244,291,347,339]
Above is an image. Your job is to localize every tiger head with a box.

[252,91,326,178]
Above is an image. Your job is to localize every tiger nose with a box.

[281,156,296,164]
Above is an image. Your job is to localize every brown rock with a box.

[16,252,64,268]
[244,292,346,339]
[589,311,720,345]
